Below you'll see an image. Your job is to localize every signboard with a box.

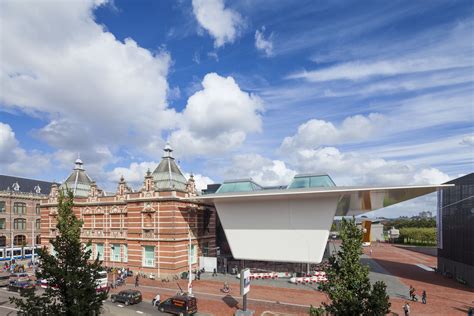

[240,268,250,295]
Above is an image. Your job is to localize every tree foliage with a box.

[315,217,391,315]
[398,227,436,245]
[384,217,436,229]
[11,190,107,315]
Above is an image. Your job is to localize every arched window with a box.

[36,235,41,245]
[0,236,6,247]
[13,218,26,230]
[13,235,26,246]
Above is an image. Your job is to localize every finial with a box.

[120,175,125,182]
[146,168,151,177]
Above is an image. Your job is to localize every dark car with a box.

[110,289,142,305]
[157,294,197,315]
[8,280,35,294]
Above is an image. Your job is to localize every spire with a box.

[75,153,84,170]
[163,142,173,158]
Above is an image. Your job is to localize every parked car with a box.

[9,273,30,285]
[110,289,142,305]
[8,279,35,294]
[157,294,197,315]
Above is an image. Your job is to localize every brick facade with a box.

[40,180,216,277]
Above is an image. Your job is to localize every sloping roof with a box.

[151,144,187,191]
[60,158,93,197]
[0,175,55,195]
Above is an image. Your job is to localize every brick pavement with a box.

[365,243,474,315]
[108,244,473,315]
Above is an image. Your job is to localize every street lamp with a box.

[111,245,115,288]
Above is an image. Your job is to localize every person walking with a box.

[422,290,427,304]
[212,268,217,277]
[135,274,139,287]
[152,293,160,307]
[403,302,411,316]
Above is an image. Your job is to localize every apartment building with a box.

[0,175,54,260]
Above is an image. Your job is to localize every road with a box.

[0,287,209,316]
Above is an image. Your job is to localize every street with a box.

[0,287,210,316]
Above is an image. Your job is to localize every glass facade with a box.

[438,173,474,287]
[288,174,336,189]
[143,246,154,267]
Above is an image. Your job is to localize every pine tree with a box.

[317,217,391,316]
[10,190,108,315]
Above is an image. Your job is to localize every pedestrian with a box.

[422,290,427,304]
[152,293,160,307]
[468,307,473,316]
[403,302,410,316]
[212,268,217,277]
[370,248,373,256]
[197,270,201,280]
[135,274,139,287]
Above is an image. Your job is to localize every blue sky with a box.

[0,0,473,217]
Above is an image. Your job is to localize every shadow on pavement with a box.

[222,294,239,308]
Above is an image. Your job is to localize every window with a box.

[0,201,5,213]
[84,243,92,256]
[36,204,40,215]
[202,242,209,257]
[123,244,128,263]
[13,235,26,246]
[36,235,40,245]
[36,219,41,230]
[0,236,5,247]
[190,244,197,264]
[96,243,104,260]
[143,246,154,267]
[0,219,5,230]
[14,218,26,230]
[13,203,26,215]
[111,244,121,262]
[287,174,336,189]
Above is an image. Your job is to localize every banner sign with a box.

[240,268,250,295]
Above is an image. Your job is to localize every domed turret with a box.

[151,143,187,191]
[61,155,94,197]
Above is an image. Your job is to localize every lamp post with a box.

[188,229,192,295]
[111,245,115,288]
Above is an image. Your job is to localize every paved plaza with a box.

[0,243,471,315]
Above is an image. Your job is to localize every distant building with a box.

[41,145,216,277]
[418,211,433,218]
[0,175,54,260]
[437,173,474,288]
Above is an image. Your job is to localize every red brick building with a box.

[40,145,216,277]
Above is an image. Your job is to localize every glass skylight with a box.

[287,174,336,189]
[216,180,262,193]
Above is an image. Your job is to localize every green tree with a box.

[11,190,107,315]
[316,217,391,315]
[366,281,391,316]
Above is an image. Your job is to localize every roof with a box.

[60,158,94,197]
[151,143,187,191]
[444,173,473,186]
[0,175,55,195]
[198,183,453,215]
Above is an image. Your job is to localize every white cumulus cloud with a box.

[281,113,385,151]
[0,0,175,164]
[170,73,263,157]
[192,0,243,47]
